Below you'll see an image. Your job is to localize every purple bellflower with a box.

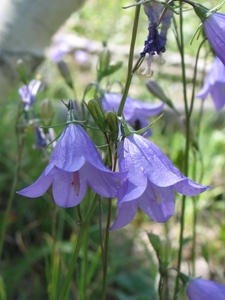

[17,123,124,207]
[101,93,164,136]
[19,79,43,111]
[203,12,225,66]
[196,56,225,110]
[186,278,225,300]
[110,132,211,230]
[192,3,225,66]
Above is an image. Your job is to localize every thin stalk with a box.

[173,5,190,299]
[101,198,112,300]
[58,193,98,300]
[117,1,141,117]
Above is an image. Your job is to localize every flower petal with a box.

[17,169,54,198]
[186,278,225,300]
[173,178,211,196]
[82,163,121,198]
[52,170,87,207]
[138,182,175,222]
[110,200,138,230]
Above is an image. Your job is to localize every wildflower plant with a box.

[2,0,225,299]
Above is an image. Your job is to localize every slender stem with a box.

[101,198,112,300]
[174,5,190,298]
[117,1,141,117]
[58,193,98,300]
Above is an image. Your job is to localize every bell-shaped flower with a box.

[196,56,225,110]
[111,133,211,230]
[203,12,225,66]
[19,79,43,111]
[186,278,225,300]
[101,93,164,136]
[17,123,124,207]
[192,3,225,66]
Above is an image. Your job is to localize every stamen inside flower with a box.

[71,171,80,195]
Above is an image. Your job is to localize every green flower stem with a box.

[117,1,141,117]
[58,193,98,300]
[101,198,112,300]
[173,5,190,299]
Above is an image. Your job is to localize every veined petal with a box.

[173,178,211,196]
[52,170,87,207]
[110,200,138,230]
[210,82,225,111]
[120,134,185,187]
[17,169,54,198]
[138,182,175,222]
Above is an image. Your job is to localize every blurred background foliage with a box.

[1,0,225,299]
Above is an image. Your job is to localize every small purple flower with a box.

[101,93,164,135]
[49,40,72,62]
[196,56,225,110]
[203,13,225,66]
[110,133,210,230]
[19,79,43,111]
[186,278,225,300]
[17,124,123,207]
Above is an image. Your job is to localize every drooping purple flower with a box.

[19,79,43,111]
[203,12,225,66]
[101,93,164,136]
[196,56,225,110]
[186,278,225,300]
[17,124,124,207]
[110,133,211,230]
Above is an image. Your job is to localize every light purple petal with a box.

[47,124,112,173]
[110,199,138,230]
[101,92,164,126]
[52,170,87,207]
[204,13,225,66]
[119,134,185,187]
[119,178,147,203]
[138,182,175,222]
[186,278,225,300]
[174,178,211,196]
[82,163,121,198]
[17,170,54,198]
[210,82,225,110]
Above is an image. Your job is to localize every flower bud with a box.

[17,59,28,85]
[57,60,74,90]
[105,111,118,141]
[86,99,106,131]
[146,80,168,102]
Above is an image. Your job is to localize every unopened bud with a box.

[57,61,74,90]
[146,80,168,102]
[105,111,119,141]
[87,99,106,131]
[17,59,28,85]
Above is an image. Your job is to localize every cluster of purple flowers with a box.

[18,93,210,229]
